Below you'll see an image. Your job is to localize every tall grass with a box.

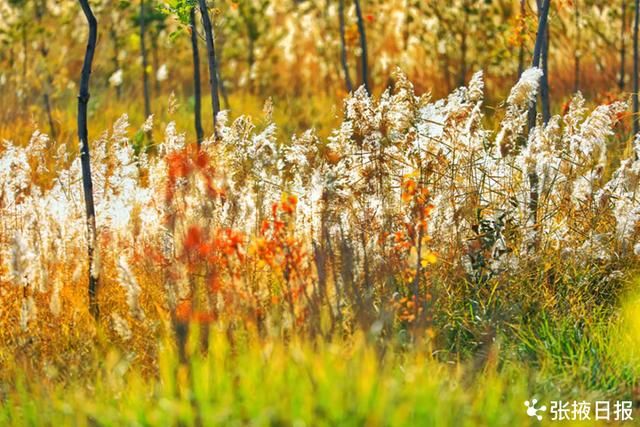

[1,69,640,424]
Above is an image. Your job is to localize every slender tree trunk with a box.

[21,22,27,108]
[77,0,99,319]
[528,0,551,131]
[109,25,122,99]
[459,5,469,87]
[633,0,639,136]
[247,35,255,92]
[140,0,151,119]
[217,67,230,110]
[43,93,56,139]
[517,0,526,78]
[443,51,452,94]
[459,30,468,87]
[620,0,627,91]
[216,32,231,110]
[151,30,160,94]
[22,23,27,80]
[189,7,204,145]
[527,0,551,232]
[338,0,353,92]
[198,0,221,134]
[353,0,370,94]
[42,69,55,138]
[35,1,56,140]
[540,26,551,123]
[239,8,256,93]
[573,0,581,92]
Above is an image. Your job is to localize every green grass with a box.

[2,294,640,427]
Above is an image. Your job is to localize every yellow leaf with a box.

[421,251,437,267]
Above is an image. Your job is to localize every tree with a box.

[107,5,127,99]
[634,0,639,136]
[573,0,581,92]
[540,14,550,123]
[339,0,353,92]
[190,6,204,144]
[5,0,56,136]
[149,14,166,95]
[140,0,152,119]
[528,0,551,131]
[34,0,56,140]
[517,0,526,78]
[527,0,551,232]
[198,0,221,135]
[353,0,369,94]
[425,1,503,95]
[161,0,204,144]
[620,0,627,92]
[234,0,264,94]
[77,0,100,319]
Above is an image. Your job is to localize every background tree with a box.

[353,0,369,94]
[77,0,100,319]
[517,0,526,78]
[235,0,265,94]
[190,5,203,143]
[539,0,551,124]
[338,0,353,92]
[527,0,551,231]
[425,0,508,94]
[620,0,627,92]
[138,0,152,119]
[161,0,204,143]
[573,0,581,92]
[634,0,639,136]
[4,1,36,112]
[198,0,220,134]
[34,0,56,139]
[528,0,551,131]
[148,8,167,95]
[105,2,131,99]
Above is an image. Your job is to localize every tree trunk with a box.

[217,67,230,110]
[215,31,231,110]
[21,23,27,108]
[198,0,221,135]
[77,0,99,320]
[459,6,469,87]
[443,51,452,94]
[151,30,160,94]
[540,26,551,124]
[338,0,353,92]
[189,7,204,145]
[140,0,151,119]
[109,25,122,99]
[459,31,468,87]
[22,24,27,80]
[353,0,370,94]
[35,2,57,141]
[633,0,639,136]
[239,7,256,93]
[43,92,56,140]
[528,0,551,131]
[35,1,57,140]
[517,0,526,78]
[574,0,581,92]
[527,0,551,232]
[620,0,627,92]
[247,35,255,91]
